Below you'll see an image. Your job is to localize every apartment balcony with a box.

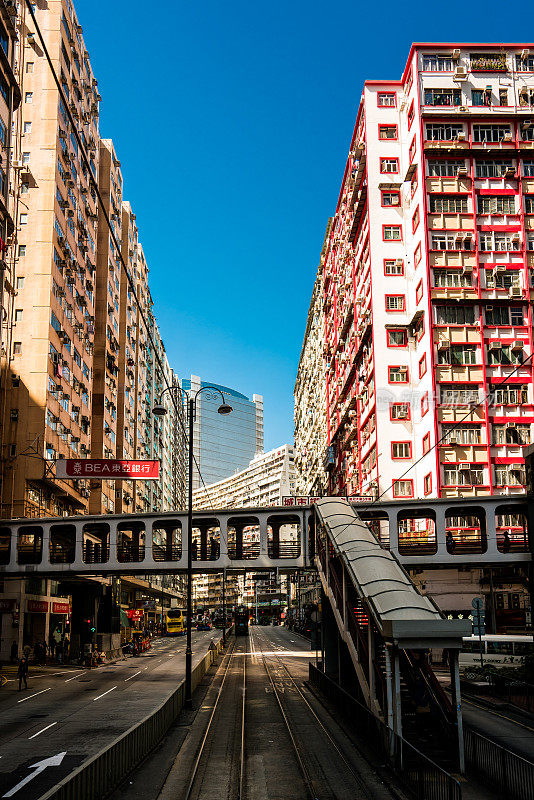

[427,214,474,231]
[428,251,477,269]
[426,174,471,193]
[435,364,484,382]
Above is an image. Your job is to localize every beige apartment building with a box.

[0,0,100,517]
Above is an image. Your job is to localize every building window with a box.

[22,152,30,165]
[389,366,409,383]
[422,54,454,72]
[419,353,427,377]
[415,280,423,303]
[472,88,492,107]
[472,124,511,143]
[424,473,432,495]
[470,53,507,72]
[426,123,464,141]
[378,92,396,107]
[414,243,422,266]
[385,294,405,311]
[383,225,402,241]
[440,385,479,405]
[412,206,420,232]
[387,329,408,347]
[393,479,414,498]
[13,342,22,355]
[414,313,425,341]
[428,159,466,176]
[14,309,23,322]
[408,101,415,129]
[478,195,516,214]
[423,432,431,454]
[421,392,429,416]
[20,213,28,225]
[384,259,404,275]
[437,345,477,365]
[424,88,461,107]
[443,425,482,445]
[430,195,469,213]
[380,157,399,174]
[390,402,410,421]
[21,182,29,194]
[392,442,412,459]
[434,270,472,288]
[476,160,514,178]
[381,190,400,207]
[16,277,24,289]
[409,136,416,163]
[25,92,33,103]
[379,125,398,140]
[499,89,508,106]
[26,62,34,73]
[479,232,520,252]
[18,245,26,257]
[431,232,473,251]
[24,121,32,134]
[411,167,418,196]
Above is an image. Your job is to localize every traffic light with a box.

[83,618,96,634]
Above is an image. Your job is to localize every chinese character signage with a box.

[55,459,160,480]
[52,601,70,614]
[28,600,48,613]
[127,609,144,621]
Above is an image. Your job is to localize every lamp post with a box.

[152,384,232,709]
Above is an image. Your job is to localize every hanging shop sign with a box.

[52,601,71,614]
[28,600,48,613]
[55,459,160,480]
[0,599,15,612]
[127,609,144,621]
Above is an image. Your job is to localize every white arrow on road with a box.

[2,752,66,798]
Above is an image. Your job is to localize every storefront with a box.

[24,599,48,649]
[49,600,71,657]
[0,598,16,659]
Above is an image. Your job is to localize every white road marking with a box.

[28,722,57,739]
[93,686,117,701]
[2,752,66,798]
[17,688,51,704]
[124,671,141,682]
[65,671,87,682]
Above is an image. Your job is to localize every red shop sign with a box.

[55,459,160,480]
[28,600,48,613]
[52,601,70,614]
[0,599,15,612]
[127,609,144,621]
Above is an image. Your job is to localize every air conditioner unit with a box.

[456,131,466,141]
[512,340,524,350]
[459,462,471,471]
[502,131,513,142]
[438,339,450,349]
[397,409,408,419]
[494,265,506,273]
[521,49,530,59]
[489,340,502,350]
[506,422,517,428]
[448,436,458,445]
[512,232,521,241]
[504,166,515,176]
[511,463,523,471]
[457,166,468,176]
[454,66,468,80]
[509,286,522,297]
[395,259,404,266]
[459,105,469,113]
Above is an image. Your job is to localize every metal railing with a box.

[309,663,462,800]
[465,727,534,800]
[82,544,110,564]
[486,675,534,714]
[152,544,182,562]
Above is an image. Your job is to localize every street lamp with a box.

[152,384,232,709]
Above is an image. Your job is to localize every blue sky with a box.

[76,0,526,450]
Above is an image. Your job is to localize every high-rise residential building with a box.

[293,227,330,496]
[192,444,296,610]
[0,1,100,518]
[313,43,534,502]
[182,375,263,489]
[193,444,296,510]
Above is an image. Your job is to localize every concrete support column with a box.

[219,519,228,559]
[271,522,280,559]
[449,648,465,775]
[259,517,268,556]
[387,511,399,555]
[200,524,208,562]
[235,524,243,560]
[368,624,376,703]
[434,506,448,556]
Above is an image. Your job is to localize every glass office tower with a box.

[182,376,264,490]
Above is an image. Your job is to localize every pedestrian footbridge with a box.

[0,494,530,576]
[314,498,472,771]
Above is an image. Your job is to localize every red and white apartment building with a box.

[322,43,534,506]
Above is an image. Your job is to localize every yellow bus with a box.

[166,608,185,636]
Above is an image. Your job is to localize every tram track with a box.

[173,628,400,800]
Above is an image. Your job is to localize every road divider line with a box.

[93,686,117,701]
[28,722,57,739]
[65,671,87,682]
[17,688,52,703]
[124,671,141,682]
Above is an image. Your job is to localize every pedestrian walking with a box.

[17,656,28,691]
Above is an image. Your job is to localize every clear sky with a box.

[75,0,527,451]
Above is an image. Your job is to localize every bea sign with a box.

[56,459,160,480]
